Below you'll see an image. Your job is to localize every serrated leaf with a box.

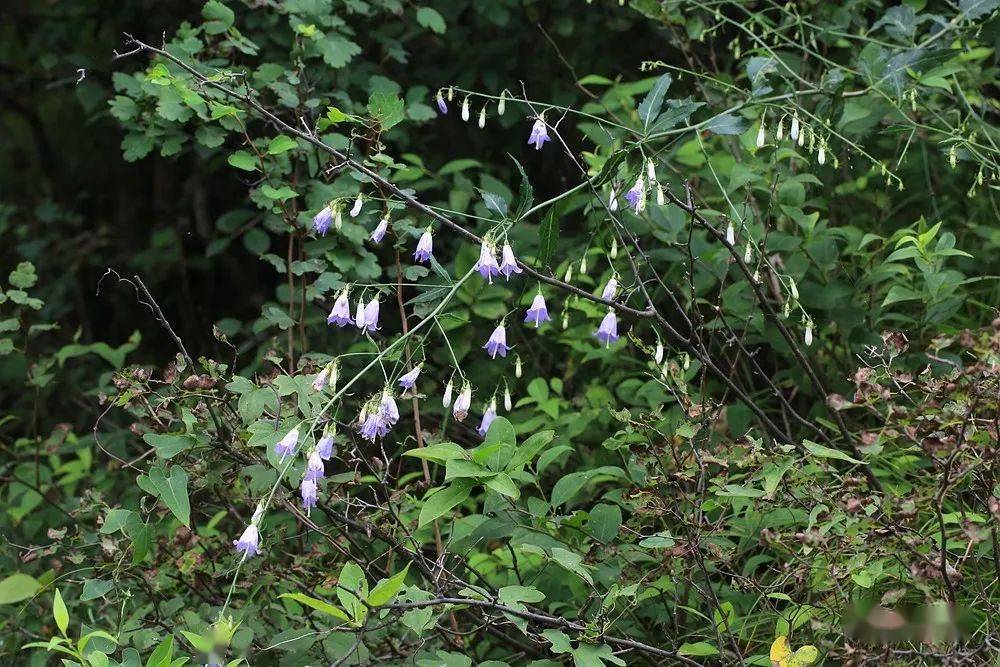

[637,73,672,133]
[510,156,534,220]
[227,151,257,171]
[538,206,558,270]
[267,135,297,154]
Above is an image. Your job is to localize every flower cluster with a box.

[358,390,401,442]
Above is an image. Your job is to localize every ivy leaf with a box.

[146,465,191,527]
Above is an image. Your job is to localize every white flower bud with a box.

[515,356,522,378]
[478,108,486,128]
[804,324,813,346]
[756,120,766,148]
[498,90,506,116]
[503,387,512,412]
[350,193,363,217]
[461,97,470,122]
[442,380,453,408]
[654,341,664,363]
[725,222,735,246]
[610,236,618,259]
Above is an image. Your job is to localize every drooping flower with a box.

[312,365,330,392]
[503,386,512,411]
[601,277,618,302]
[609,189,619,212]
[498,90,507,115]
[499,243,523,279]
[515,356,522,378]
[380,390,400,426]
[453,383,472,422]
[478,107,486,128]
[327,290,353,327]
[625,175,646,213]
[361,298,380,333]
[524,293,550,328]
[804,322,814,346]
[654,341,664,363]
[371,215,389,244]
[316,433,334,460]
[527,117,550,150]
[354,299,365,329]
[304,450,325,481]
[301,478,318,512]
[275,427,300,461]
[484,323,510,359]
[725,222,735,246]
[350,193,364,217]
[477,401,497,437]
[656,183,665,206]
[756,119,766,148]
[594,310,619,347]
[475,242,501,283]
[790,114,800,142]
[413,229,434,263]
[313,206,334,236]
[398,364,422,391]
[233,524,261,558]
[442,379,454,408]
[436,91,448,115]
[461,97,470,122]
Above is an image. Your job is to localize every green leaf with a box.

[337,562,369,623]
[703,113,748,136]
[53,588,69,635]
[550,547,593,585]
[802,439,863,465]
[538,206,559,270]
[367,564,410,607]
[678,641,719,656]
[142,433,195,459]
[318,34,361,68]
[484,473,520,499]
[9,262,37,289]
[403,442,468,464]
[367,91,405,130]
[100,509,133,534]
[507,430,554,471]
[416,7,446,34]
[279,593,351,622]
[145,465,191,527]
[418,480,474,527]
[510,157,534,221]
[259,184,298,201]
[80,579,114,602]
[227,151,257,171]
[202,1,235,29]
[180,631,214,654]
[0,573,40,604]
[267,135,298,154]
[637,73,672,133]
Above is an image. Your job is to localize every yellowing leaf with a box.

[770,636,792,666]
[790,645,819,666]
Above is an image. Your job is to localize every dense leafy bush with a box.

[2,0,1000,665]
